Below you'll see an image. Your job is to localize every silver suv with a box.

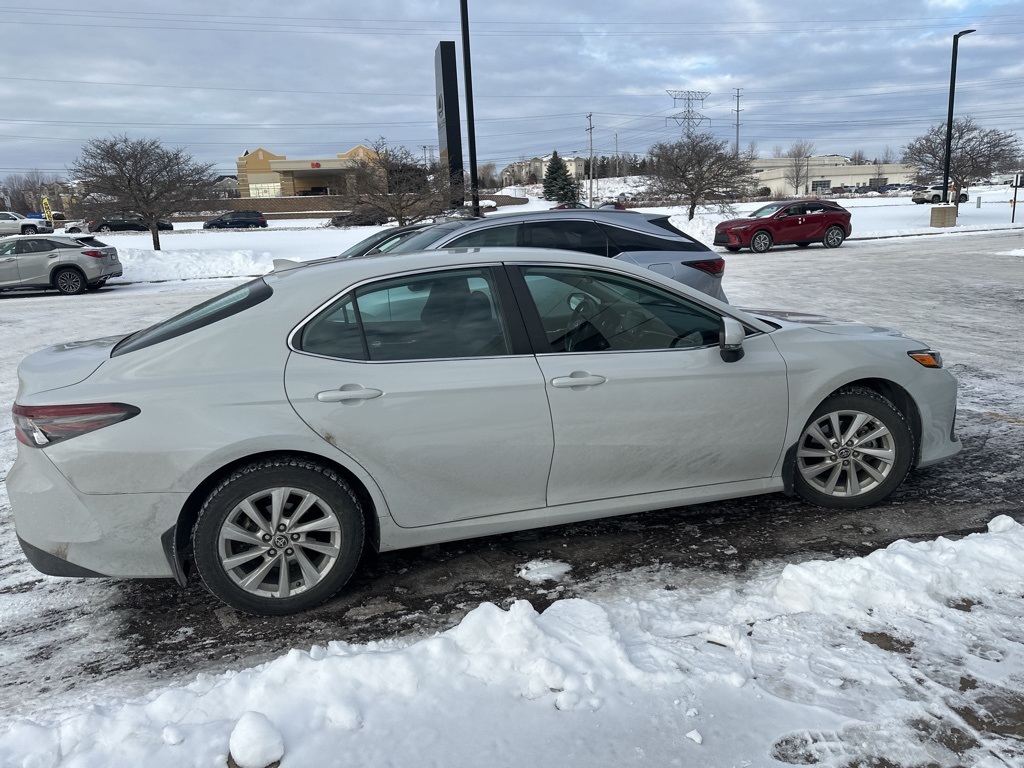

[385,210,728,302]
[0,211,54,235]
[912,185,969,204]
[0,234,122,294]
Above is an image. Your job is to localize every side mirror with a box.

[719,316,746,362]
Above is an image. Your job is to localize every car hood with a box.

[716,216,761,230]
[742,309,904,337]
[16,335,126,398]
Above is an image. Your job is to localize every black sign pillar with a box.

[435,41,464,206]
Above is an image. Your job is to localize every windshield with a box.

[337,227,424,259]
[749,204,785,218]
[387,221,468,253]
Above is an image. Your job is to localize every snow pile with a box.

[1,517,1022,767]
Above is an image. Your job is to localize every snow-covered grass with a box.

[1,194,1023,767]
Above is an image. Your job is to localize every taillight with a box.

[12,403,140,448]
[689,258,726,276]
[81,249,105,258]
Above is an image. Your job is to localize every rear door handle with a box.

[316,385,383,402]
[551,372,606,389]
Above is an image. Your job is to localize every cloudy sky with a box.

[0,0,1021,180]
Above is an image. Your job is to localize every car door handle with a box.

[550,372,607,388]
[316,386,383,402]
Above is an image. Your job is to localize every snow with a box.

[1,191,1023,767]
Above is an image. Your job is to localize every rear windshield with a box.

[112,278,272,357]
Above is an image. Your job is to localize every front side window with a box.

[519,266,722,353]
[299,267,511,361]
[0,239,16,256]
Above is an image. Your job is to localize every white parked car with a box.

[0,211,54,235]
[9,247,961,614]
[912,185,969,204]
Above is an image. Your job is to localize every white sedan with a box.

[8,247,961,614]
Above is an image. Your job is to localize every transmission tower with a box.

[666,90,710,136]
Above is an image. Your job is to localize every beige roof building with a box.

[236,145,377,198]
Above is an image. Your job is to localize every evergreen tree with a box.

[542,152,579,203]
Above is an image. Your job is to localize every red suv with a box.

[714,200,851,253]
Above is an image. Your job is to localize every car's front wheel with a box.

[193,457,365,615]
[750,230,773,253]
[794,387,913,509]
[822,226,846,248]
[53,267,86,295]
[22,225,38,234]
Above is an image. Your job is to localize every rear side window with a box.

[112,278,272,357]
[644,216,706,246]
[74,236,108,247]
[600,222,706,253]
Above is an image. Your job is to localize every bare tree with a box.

[647,133,755,220]
[880,146,896,164]
[902,116,1022,203]
[782,140,816,195]
[850,149,868,165]
[744,140,759,160]
[351,138,459,225]
[2,170,63,214]
[68,135,216,249]
[771,145,784,159]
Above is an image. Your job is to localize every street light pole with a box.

[941,28,975,204]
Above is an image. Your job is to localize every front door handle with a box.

[316,385,383,402]
[551,372,606,389]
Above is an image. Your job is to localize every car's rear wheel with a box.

[53,267,86,295]
[193,457,365,615]
[822,226,846,248]
[66,227,81,234]
[750,230,773,253]
[794,388,913,509]
[931,195,941,203]
[958,193,968,203]
[98,225,112,232]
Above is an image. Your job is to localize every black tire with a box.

[53,267,86,295]
[930,195,941,204]
[796,242,812,248]
[750,230,773,253]
[66,227,81,234]
[822,225,846,249]
[958,193,968,203]
[23,225,38,235]
[98,225,112,232]
[794,387,914,509]
[192,457,365,615]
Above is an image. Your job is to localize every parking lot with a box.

[0,225,1021,765]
